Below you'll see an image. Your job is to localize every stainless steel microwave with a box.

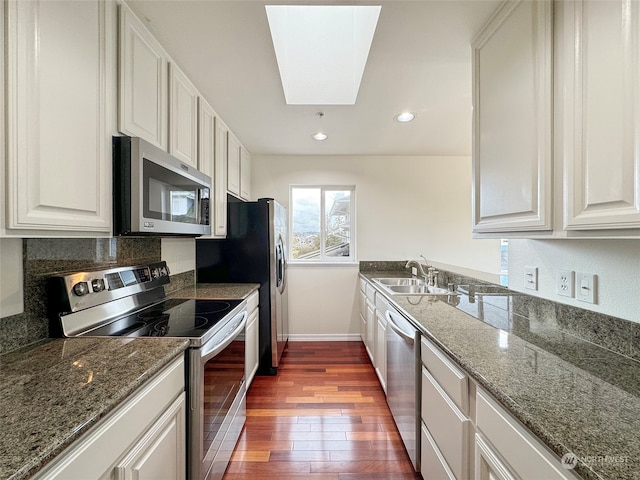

[113,136,211,236]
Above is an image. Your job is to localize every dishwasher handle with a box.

[386,309,415,345]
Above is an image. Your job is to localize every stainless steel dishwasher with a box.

[386,306,420,472]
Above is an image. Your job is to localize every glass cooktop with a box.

[84,298,244,339]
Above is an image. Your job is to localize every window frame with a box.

[288,185,356,264]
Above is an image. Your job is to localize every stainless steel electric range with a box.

[48,261,247,480]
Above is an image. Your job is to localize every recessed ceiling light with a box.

[313,132,328,141]
[394,112,416,123]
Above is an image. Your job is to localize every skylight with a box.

[265,5,381,105]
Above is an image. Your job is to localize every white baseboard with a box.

[288,333,362,342]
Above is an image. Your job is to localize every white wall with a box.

[508,239,640,323]
[161,238,195,275]
[252,154,502,337]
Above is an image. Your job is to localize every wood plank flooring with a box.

[223,341,421,480]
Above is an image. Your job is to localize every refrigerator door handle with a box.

[276,235,286,293]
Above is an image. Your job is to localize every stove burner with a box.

[156,315,210,335]
[194,301,232,315]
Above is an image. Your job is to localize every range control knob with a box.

[73,282,89,296]
[91,279,105,292]
[151,268,160,279]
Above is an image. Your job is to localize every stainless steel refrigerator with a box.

[196,197,289,375]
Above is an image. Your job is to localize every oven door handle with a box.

[200,311,247,363]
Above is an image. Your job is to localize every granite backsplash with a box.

[0,238,195,354]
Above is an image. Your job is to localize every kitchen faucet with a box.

[405,256,439,287]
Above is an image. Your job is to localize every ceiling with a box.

[127,0,501,156]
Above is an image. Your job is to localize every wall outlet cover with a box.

[576,273,597,304]
[524,266,538,290]
[556,269,575,298]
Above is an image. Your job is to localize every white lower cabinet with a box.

[421,422,456,480]
[375,313,387,393]
[422,367,470,480]
[113,394,185,480]
[475,388,580,480]
[245,291,260,388]
[32,357,186,480]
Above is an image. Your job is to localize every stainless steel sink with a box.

[372,277,457,296]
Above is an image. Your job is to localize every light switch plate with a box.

[576,273,597,304]
[524,266,538,290]
[556,269,574,297]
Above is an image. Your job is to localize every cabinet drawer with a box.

[421,422,455,480]
[246,291,259,313]
[359,277,366,293]
[359,290,366,315]
[421,367,469,480]
[375,291,389,313]
[365,282,376,302]
[476,389,578,480]
[421,336,468,414]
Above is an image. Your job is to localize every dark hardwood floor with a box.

[223,341,421,480]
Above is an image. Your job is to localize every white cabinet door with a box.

[114,394,186,480]
[119,3,168,151]
[227,132,241,197]
[359,290,367,344]
[562,0,640,229]
[0,0,5,234]
[240,145,251,200]
[169,63,199,167]
[5,0,113,233]
[475,433,517,480]
[365,299,375,363]
[246,308,259,388]
[213,118,229,236]
[472,0,553,233]
[375,313,387,393]
[198,98,215,199]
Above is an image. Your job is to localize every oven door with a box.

[189,310,247,480]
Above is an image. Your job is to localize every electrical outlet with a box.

[556,269,575,297]
[524,266,538,290]
[576,273,597,304]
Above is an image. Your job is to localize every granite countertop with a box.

[360,270,640,480]
[0,337,189,480]
[169,283,259,300]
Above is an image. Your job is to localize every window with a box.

[290,186,355,263]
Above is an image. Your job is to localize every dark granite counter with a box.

[169,283,259,300]
[360,270,640,480]
[0,337,189,480]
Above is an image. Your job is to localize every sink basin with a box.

[374,277,425,286]
[372,277,457,296]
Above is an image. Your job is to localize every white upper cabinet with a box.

[561,0,640,230]
[240,145,251,201]
[214,117,229,236]
[119,2,168,151]
[472,0,553,234]
[169,63,199,168]
[227,131,241,197]
[199,97,227,238]
[198,97,216,189]
[5,0,114,234]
